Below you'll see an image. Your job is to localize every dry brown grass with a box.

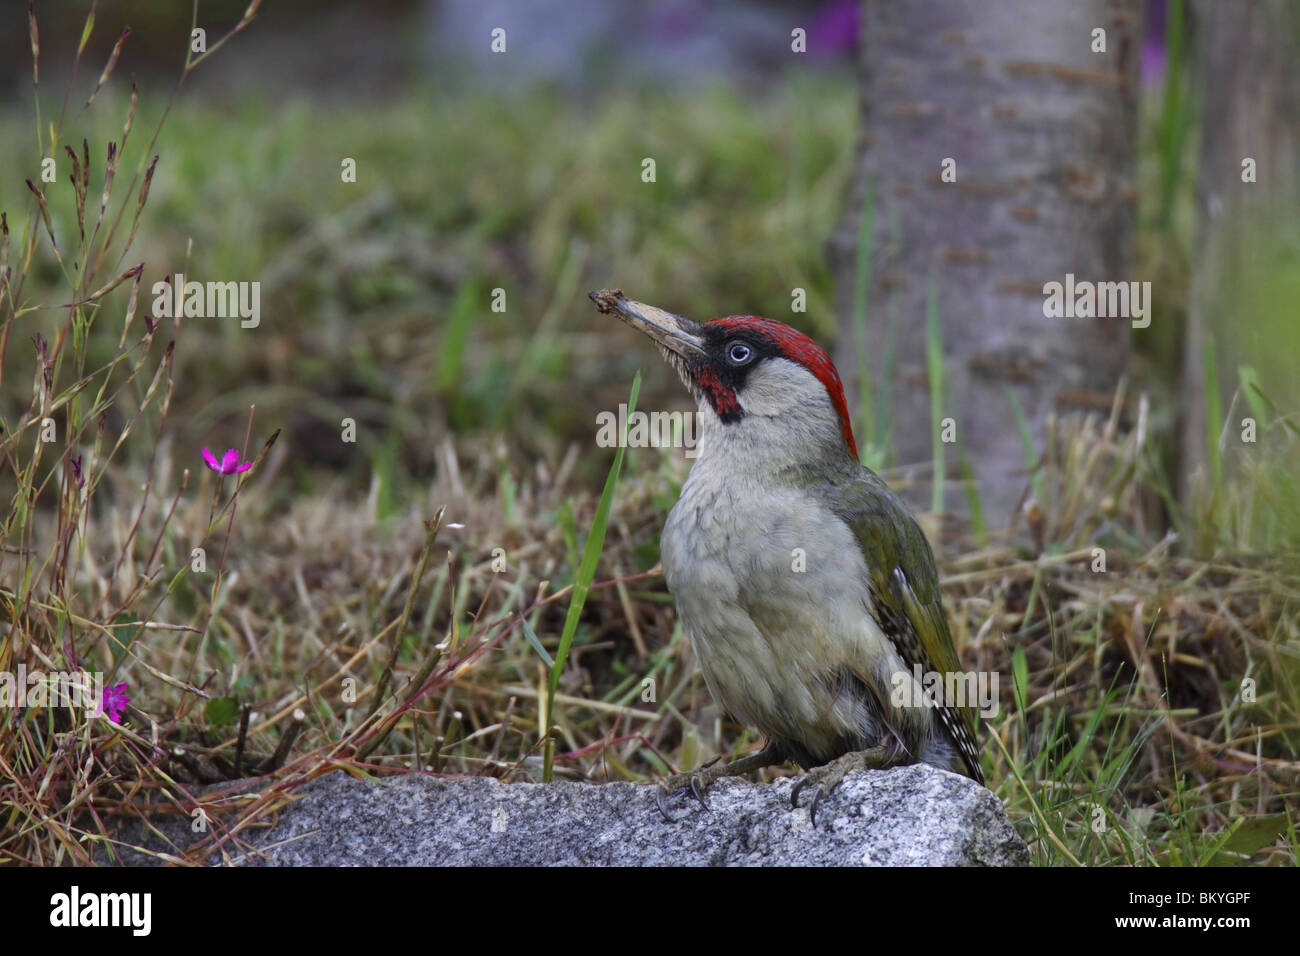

[5,398,1292,866]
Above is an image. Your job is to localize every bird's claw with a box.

[656,772,712,822]
[655,755,724,822]
[789,746,894,828]
[788,776,829,827]
[655,784,677,823]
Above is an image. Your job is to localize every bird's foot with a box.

[789,745,898,828]
[656,743,784,822]
[655,757,722,820]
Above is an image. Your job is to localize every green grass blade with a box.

[959,453,986,542]
[543,371,641,780]
[1157,0,1189,231]
[852,178,876,457]
[1005,385,1043,505]
[1011,645,1029,722]
[925,274,944,514]
[521,615,555,668]
[1238,364,1268,429]
[1203,335,1222,493]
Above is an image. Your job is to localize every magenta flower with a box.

[101,682,130,723]
[202,447,253,476]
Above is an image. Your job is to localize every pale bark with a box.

[830,0,1141,524]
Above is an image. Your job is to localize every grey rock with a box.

[103,763,1029,866]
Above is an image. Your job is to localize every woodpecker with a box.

[589,289,984,824]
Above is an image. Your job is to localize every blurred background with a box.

[2,1,1298,866]
[4,0,1296,537]
[1,0,866,499]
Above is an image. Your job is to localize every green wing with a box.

[830,469,985,783]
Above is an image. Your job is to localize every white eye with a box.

[727,342,753,364]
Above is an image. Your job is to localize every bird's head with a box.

[590,289,857,462]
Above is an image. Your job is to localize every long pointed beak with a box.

[589,289,707,359]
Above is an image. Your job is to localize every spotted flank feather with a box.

[833,472,985,785]
[889,566,984,783]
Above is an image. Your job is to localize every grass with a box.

[0,5,1296,867]
[2,75,857,493]
[925,273,944,516]
[965,400,1299,865]
[1156,0,1193,234]
[850,177,882,471]
[543,371,639,781]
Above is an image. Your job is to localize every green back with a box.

[828,468,985,783]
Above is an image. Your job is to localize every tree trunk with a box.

[830,0,1140,525]
[1180,0,1300,510]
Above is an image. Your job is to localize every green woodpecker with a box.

[589,290,984,825]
